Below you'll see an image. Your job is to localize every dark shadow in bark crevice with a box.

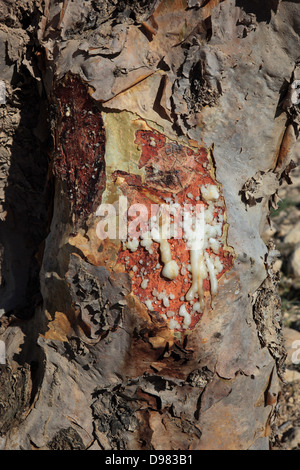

[0,64,51,319]
[236,0,280,23]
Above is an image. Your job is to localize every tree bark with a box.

[0,0,297,450]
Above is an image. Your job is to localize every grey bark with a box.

[0,0,297,450]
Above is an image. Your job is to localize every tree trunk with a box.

[0,0,297,451]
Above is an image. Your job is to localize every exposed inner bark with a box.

[0,0,297,451]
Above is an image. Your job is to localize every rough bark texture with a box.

[0,0,298,450]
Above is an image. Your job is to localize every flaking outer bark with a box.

[0,0,297,450]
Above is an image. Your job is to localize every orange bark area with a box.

[117,128,234,332]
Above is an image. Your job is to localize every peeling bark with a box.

[0,0,297,450]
